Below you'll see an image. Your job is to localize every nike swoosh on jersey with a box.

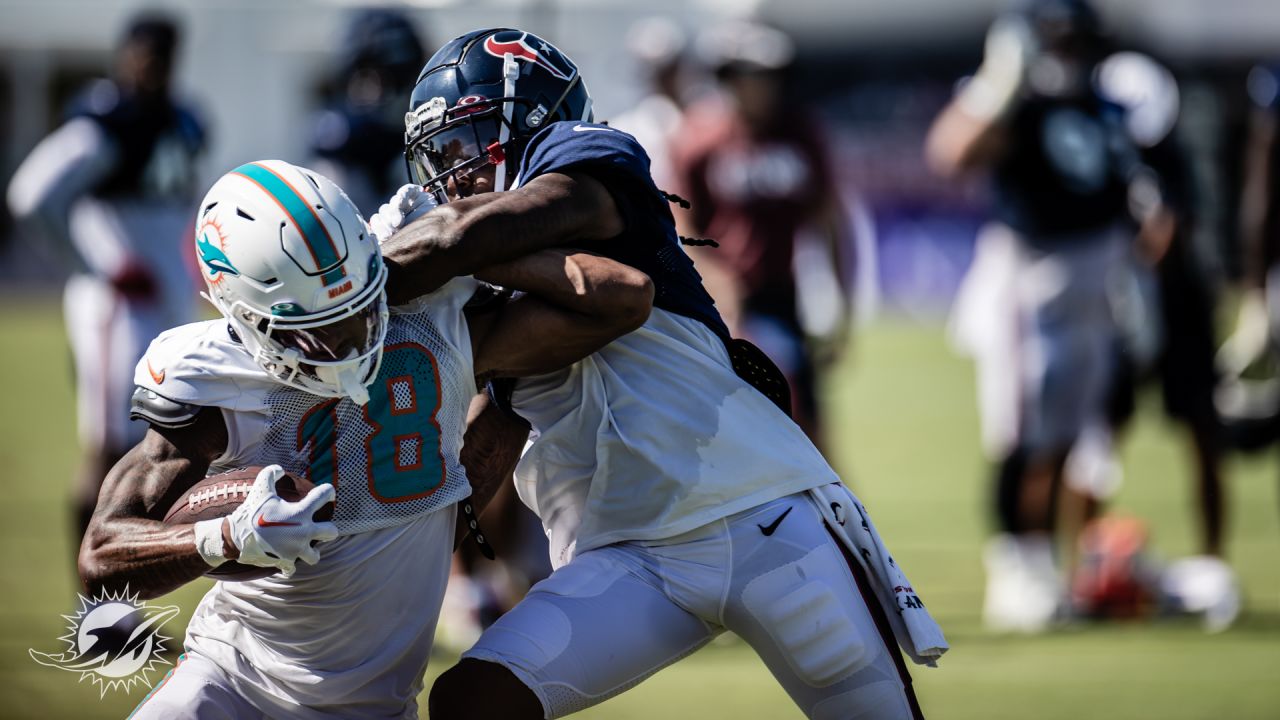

[572,124,615,132]
[757,506,793,536]
[146,360,165,384]
[256,515,300,528]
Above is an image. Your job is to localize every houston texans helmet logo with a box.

[483,32,573,81]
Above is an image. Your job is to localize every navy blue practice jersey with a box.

[515,120,730,341]
[992,92,1137,241]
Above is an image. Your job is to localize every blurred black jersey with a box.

[67,79,205,201]
[993,92,1137,241]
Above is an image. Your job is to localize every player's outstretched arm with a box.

[467,249,654,382]
[79,408,229,599]
[381,171,624,304]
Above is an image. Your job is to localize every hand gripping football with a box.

[164,466,335,581]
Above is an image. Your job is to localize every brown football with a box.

[164,466,335,582]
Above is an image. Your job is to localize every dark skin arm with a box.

[79,408,231,600]
[465,249,654,383]
[455,393,530,549]
[381,171,625,304]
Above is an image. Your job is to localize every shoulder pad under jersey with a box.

[130,386,202,428]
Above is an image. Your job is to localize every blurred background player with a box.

[6,13,204,550]
[610,17,693,191]
[671,20,853,445]
[926,0,1188,631]
[310,8,427,217]
[1093,50,1236,627]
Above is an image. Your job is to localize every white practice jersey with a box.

[512,308,840,567]
[132,278,479,716]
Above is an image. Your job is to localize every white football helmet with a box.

[195,160,388,404]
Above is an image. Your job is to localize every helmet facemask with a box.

[215,259,389,405]
[405,96,523,202]
[404,44,591,203]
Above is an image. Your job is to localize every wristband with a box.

[194,518,228,567]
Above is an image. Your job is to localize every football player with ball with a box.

[78,159,653,719]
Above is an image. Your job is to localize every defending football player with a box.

[78,160,653,719]
[379,28,947,719]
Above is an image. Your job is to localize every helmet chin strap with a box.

[316,363,372,405]
[495,52,520,192]
[340,368,371,406]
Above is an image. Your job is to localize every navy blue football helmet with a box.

[404,28,592,201]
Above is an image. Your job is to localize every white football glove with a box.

[224,465,338,577]
[369,183,438,243]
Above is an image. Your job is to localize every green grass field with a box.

[1,294,1277,719]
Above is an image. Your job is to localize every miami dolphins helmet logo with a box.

[197,218,237,283]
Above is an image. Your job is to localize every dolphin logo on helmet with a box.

[196,226,238,278]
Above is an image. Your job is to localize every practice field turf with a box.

[1,294,1277,719]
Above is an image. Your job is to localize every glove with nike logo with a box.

[223,465,339,577]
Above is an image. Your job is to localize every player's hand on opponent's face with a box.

[370,184,438,243]
[223,465,339,577]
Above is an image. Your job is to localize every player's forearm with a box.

[79,416,228,599]
[382,173,621,304]
[79,518,221,599]
[456,394,529,549]
[924,101,1006,178]
[477,250,653,324]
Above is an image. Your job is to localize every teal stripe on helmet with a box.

[321,267,347,286]
[231,163,344,276]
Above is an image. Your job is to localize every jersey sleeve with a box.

[518,121,653,186]
[132,322,264,408]
[516,121,665,232]
[516,120,732,342]
[131,321,273,462]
